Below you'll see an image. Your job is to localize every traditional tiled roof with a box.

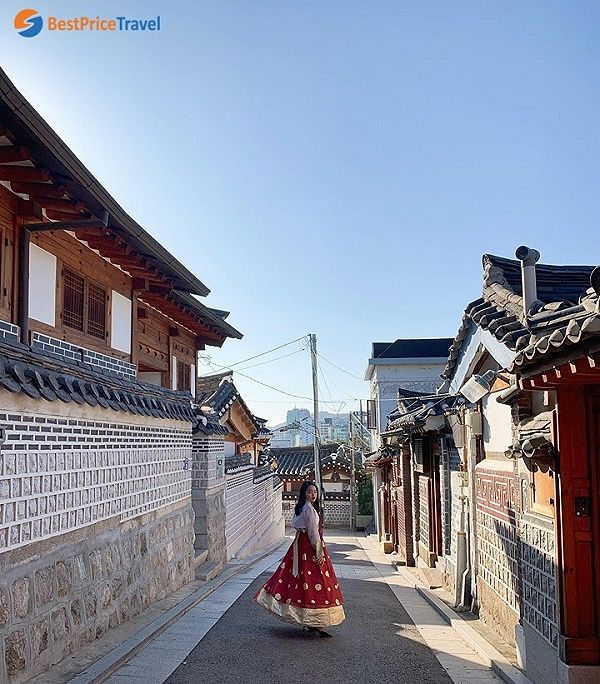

[193,409,228,436]
[253,464,276,483]
[371,339,453,359]
[224,452,253,473]
[269,443,352,478]
[443,254,595,380]
[507,411,555,459]
[0,341,194,421]
[511,285,600,372]
[385,392,469,434]
[197,373,262,434]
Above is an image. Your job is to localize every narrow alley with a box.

[90,533,508,684]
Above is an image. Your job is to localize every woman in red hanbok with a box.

[254,481,345,636]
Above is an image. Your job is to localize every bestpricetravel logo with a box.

[14,9,43,37]
[13,9,161,37]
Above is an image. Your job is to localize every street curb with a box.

[67,537,288,684]
[410,581,533,684]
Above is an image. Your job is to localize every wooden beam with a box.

[35,198,86,214]
[16,198,43,220]
[10,181,67,198]
[0,166,50,182]
[169,327,179,337]
[0,146,32,163]
[44,208,92,222]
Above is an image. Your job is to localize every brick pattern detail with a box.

[476,465,519,524]
[282,499,350,528]
[191,437,225,490]
[477,510,519,612]
[439,439,461,556]
[0,412,191,553]
[520,519,558,647]
[31,333,136,379]
[418,475,429,549]
[0,504,193,683]
[0,321,18,343]
[225,470,284,560]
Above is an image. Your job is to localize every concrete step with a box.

[195,560,224,582]
[193,549,209,569]
[416,566,444,589]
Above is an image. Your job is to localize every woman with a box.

[254,481,345,636]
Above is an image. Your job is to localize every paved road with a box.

[105,533,501,684]
[163,537,453,684]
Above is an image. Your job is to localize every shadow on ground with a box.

[164,569,455,684]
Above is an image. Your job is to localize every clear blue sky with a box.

[1,1,599,423]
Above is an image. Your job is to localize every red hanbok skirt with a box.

[254,530,345,628]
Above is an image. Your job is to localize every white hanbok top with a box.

[291,502,320,545]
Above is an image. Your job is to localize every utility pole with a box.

[309,334,324,513]
[349,411,356,531]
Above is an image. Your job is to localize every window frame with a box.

[61,267,108,342]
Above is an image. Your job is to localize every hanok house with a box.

[270,443,355,528]
[374,390,467,575]
[508,263,600,684]
[441,247,596,684]
[0,68,242,683]
[364,338,452,543]
[195,372,284,562]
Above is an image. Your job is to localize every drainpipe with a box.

[515,245,540,318]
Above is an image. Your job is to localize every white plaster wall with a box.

[482,392,513,454]
[371,362,445,435]
[138,371,162,386]
[111,291,132,353]
[29,244,56,326]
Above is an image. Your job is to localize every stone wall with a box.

[191,436,226,563]
[0,500,193,683]
[0,396,195,682]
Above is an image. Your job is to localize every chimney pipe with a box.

[515,246,540,318]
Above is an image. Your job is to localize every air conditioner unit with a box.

[465,411,482,436]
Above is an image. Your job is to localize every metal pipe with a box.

[18,227,31,345]
[515,245,540,318]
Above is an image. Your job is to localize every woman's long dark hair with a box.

[295,480,320,516]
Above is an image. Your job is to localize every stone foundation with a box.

[0,500,193,683]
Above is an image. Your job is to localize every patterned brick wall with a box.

[520,517,558,648]
[475,462,520,635]
[225,470,284,560]
[0,409,191,553]
[0,321,18,344]
[191,436,226,561]
[418,475,429,551]
[31,333,137,380]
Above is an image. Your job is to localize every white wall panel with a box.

[29,243,56,325]
[111,291,132,353]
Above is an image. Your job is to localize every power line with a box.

[316,351,364,381]
[236,348,305,371]
[203,335,308,371]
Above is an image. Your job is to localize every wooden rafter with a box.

[140,291,225,345]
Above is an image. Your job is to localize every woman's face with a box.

[305,485,318,504]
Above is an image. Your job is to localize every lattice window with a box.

[87,283,107,339]
[176,359,191,392]
[62,269,107,340]
[62,269,85,331]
